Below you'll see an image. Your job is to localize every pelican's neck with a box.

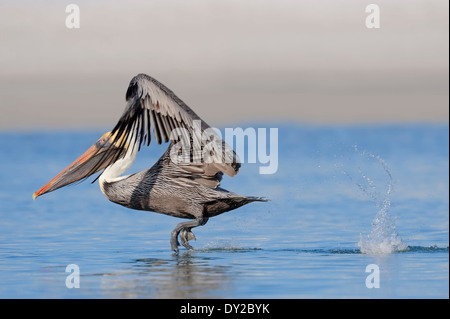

[99,142,138,193]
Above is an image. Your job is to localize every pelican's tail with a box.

[202,195,269,217]
[243,196,270,203]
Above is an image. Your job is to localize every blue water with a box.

[0,124,448,298]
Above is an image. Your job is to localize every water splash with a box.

[346,146,408,254]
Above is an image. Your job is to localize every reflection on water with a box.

[94,245,449,298]
[98,253,233,298]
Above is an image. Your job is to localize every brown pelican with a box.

[33,74,268,253]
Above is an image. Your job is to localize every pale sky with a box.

[0,0,448,130]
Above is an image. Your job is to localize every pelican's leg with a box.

[170,217,209,253]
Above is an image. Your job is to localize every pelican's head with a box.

[32,131,129,199]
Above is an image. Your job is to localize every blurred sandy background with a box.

[0,0,448,130]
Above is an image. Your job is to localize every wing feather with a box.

[108,74,240,185]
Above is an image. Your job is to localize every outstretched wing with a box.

[109,74,240,185]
